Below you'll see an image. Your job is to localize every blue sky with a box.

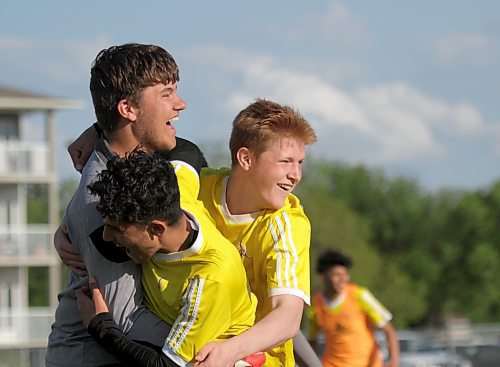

[1,0,499,191]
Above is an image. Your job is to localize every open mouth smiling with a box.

[277,183,294,192]
[166,116,178,125]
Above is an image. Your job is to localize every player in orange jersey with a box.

[308,249,399,367]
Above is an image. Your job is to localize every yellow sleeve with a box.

[171,160,200,204]
[306,305,319,340]
[264,209,311,305]
[356,286,393,328]
[162,276,232,364]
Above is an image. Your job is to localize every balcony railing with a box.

[0,141,50,176]
[0,307,53,347]
[0,225,55,263]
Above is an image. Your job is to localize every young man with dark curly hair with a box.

[75,150,260,367]
[307,250,399,367]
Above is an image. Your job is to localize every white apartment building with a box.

[0,85,81,366]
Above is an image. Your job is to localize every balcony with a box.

[0,307,53,348]
[0,141,51,178]
[0,225,56,265]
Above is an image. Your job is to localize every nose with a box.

[289,162,302,183]
[175,95,186,111]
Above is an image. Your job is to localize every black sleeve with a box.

[165,137,209,174]
[88,313,179,367]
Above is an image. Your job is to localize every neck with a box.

[158,214,194,253]
[105,122,142,157]
[226,171,260,215]
[178,218,196,251]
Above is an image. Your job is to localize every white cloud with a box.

[357,83,484,135]
[434,33,493,64]
[185,45,489,165]
[233,62,373,134]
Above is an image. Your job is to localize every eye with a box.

[162,88,174,98]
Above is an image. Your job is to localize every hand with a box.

[54,223,88,276]
[194,340,238,367]
[68,124,99,172]
[75,276,109,328]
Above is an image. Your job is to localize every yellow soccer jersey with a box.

[199,167,311,367]
[141,162,256,365]
[170,159,201,204]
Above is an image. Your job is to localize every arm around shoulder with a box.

[67,124,99,173]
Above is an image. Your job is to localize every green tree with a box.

[28,267,49,306]
[27,184,48,224]
[297,160,426,328]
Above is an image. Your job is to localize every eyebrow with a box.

[104,221,122,231]
[161,85,175,93]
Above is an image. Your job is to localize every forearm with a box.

[223,300,303,360]
[383,324,399,367]
[88,313,177,367]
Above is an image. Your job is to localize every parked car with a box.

[453,344,500,367]
[400,350,472,367]
[379,330,472,367]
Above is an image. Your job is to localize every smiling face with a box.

[246,136,305,211]
[102,217,160,264]
[133,82,186,152]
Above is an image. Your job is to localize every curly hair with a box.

[90,43,180,132]
[88,149,183,226]
[316,249,353,274]
[229,98,317,165]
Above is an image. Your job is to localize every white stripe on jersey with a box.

[283,212,299,289]
[269,222,283,287]
[167,276,205,351]
[270,212,299,289]
[360,288,393,327]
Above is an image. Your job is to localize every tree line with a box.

[296,159,500,329]
[30,149,500,329]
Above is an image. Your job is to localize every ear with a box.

[148,220,166,237]
[235,147,253,172]
[117,99,139,122]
